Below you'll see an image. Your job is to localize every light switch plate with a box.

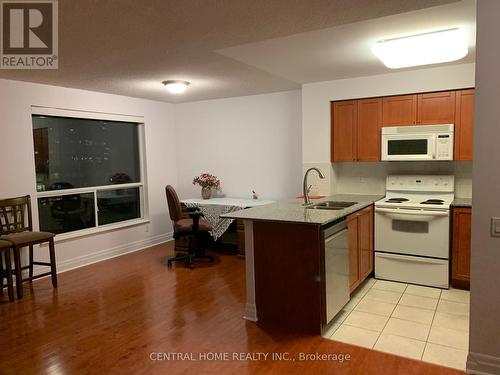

[491,217,500,237]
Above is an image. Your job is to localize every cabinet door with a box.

[452,207,472,288]
[358,206,374,280]
[382,95,417,126]
[357,98,382,161]
[455,89,475,160]
[348,213,360,292]
[331,101,357,162]
[417,91,456,125]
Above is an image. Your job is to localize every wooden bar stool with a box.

[0,195,57,299]
[0,239,14,302]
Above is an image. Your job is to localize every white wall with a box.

[468,1,500,373]
[302,63,476,197]
[0,78,177,271]
[173,91,302,200]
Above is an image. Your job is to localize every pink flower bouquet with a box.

[192,173,221,190]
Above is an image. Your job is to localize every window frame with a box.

[31,106,149,242]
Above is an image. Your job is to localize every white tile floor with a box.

[323,278,470,371]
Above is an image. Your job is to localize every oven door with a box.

[374,207,450,259]
[381,133,436,161]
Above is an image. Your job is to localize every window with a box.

[32,108,147,236]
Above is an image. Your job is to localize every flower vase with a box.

[201,187,212,199]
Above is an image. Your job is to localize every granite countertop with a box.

[220,194,384,226]
[452,198,472,207]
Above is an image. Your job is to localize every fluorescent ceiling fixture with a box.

[162,80,190,94]
[372,28,468,69]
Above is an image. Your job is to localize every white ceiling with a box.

[219,0,476,83]
[0,0,474,103]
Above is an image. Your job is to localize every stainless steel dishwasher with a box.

[323,219,350,324]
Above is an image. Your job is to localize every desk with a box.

[180,198,274,241]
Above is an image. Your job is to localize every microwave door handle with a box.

[430,135,437,159]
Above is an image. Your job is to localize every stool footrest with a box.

[22,271,52,282]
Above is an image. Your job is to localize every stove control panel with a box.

[386,175,455,192]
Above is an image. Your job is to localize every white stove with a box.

[374,175,454,288]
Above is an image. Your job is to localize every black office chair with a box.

[165,185,214,269]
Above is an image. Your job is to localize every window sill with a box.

[42,218,150,244]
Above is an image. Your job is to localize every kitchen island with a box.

[221,194,382,334]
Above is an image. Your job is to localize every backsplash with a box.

[331,161,472,198]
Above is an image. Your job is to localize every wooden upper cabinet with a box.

[331,88,474,162]
[417,91,456,125]
[452,207,472,289]
[357,98,382,161]
[455,89,475,160]
[331,100,357,162]
[382,95,417,126]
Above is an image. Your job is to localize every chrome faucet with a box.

[302,167,325,206]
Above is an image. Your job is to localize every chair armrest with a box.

[185,206,200,212]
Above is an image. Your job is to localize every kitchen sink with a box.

[307,201,357,210]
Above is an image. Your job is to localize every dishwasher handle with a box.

[323,219,347,238]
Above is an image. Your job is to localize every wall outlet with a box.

[145,224,150,233]
[359,177,366,183]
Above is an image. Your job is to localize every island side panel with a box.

[243,220,258,321]
[253,221,323,333]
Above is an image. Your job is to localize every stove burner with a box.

[385,198,409,203]
[420,199,445,205]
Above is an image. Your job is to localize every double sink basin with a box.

[306,201,357,210]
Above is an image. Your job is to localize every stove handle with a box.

[375,207,448,222]
[375,253,447,265]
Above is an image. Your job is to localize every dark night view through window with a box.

[32,115,144,235]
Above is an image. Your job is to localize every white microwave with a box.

[381,124,454,161]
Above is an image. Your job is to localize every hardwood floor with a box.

[0,242,465,375]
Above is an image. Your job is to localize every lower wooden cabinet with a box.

[348,214,359,290]
[348,205,374,293]
[452,207,472,289]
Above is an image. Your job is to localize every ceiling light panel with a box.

[372,28,468,69]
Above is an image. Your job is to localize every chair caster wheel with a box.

[189,264,195,269]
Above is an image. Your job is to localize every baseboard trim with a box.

[32,232,174,276]
[467,351,500,375]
